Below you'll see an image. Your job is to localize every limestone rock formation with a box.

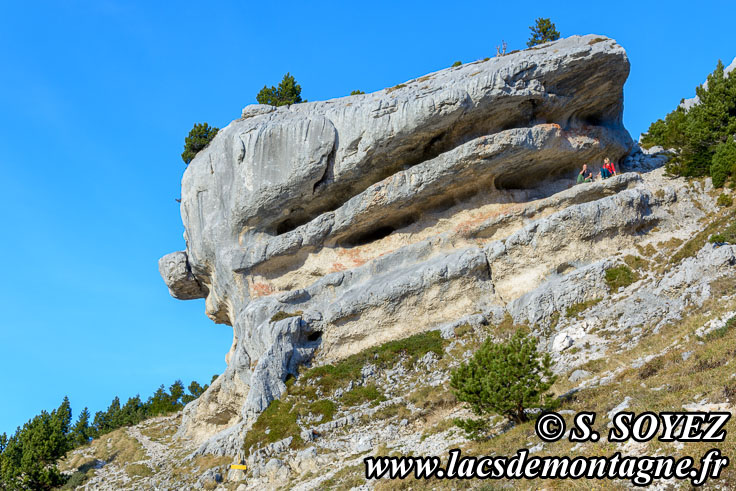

[160,34,637,450]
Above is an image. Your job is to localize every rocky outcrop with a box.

[160,34,638,450]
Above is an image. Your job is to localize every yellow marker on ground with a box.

[230,464,248,470]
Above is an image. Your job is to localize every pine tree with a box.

[183,380,209,403]
[181,122,219,165]
[642,59,736,184]
[0,398,72,489]
[169,380,185,409]
[256,73,305,106]
[147,385,171,416]
[71,407,91,447]
[450,331,557,426]
[119,396,147,427]
[526,18,560,47]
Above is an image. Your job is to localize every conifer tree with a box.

[71,407,91,447]
[0,398,72,489]
[642,59,736,185]
[526,18,560,47]
[256,73,305,106]
[450,331,557,427]
[181,122,219,165]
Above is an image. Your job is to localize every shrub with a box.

[526,18,560,47]
[349,90,365,95]
[256,73,304,106]
[181,123,219,165]
[450,331,557,425]
[711,141,736,187]
[605,265,638,292]
[717,193,733,207]
[452,61,462,67]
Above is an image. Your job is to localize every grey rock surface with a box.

[161,34,640,452]
[158,251,207,300]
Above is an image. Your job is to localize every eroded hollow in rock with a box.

[306,331,323,342]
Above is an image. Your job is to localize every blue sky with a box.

[0,0,734,435]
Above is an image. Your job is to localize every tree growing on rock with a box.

[450,331,557,435]
[181,122,219,165]
[256,73,305,106]
[527,18,560,47]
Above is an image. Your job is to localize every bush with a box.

[350,90,365,95]
[256,73,304,106]
[712,141,736,188]
[605,265,638,292]
[526,18,560,47]
[181,123,219,165]
[450,331,557,425]
[717,193,733,207]
[452,61,462,67]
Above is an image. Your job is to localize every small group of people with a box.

[577,158,617,184]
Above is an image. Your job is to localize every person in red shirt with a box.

[604,158,617,177]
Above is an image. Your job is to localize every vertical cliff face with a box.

[159,34,636,450]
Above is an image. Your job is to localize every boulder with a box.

[161,34,638,451]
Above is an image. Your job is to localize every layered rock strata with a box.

[160,34,637,450]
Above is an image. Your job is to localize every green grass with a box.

[243,399,303,453]
[244,330,447,457]
[270,310,303,323]
[126,463,154,478]
[604,265,639,292]
[710,220,736,244]
[623,254,649,271]
[704,316,736,341]
[386,83,406,93]
[340,384,385,406]
[301,330,445,392]
[565,298,602,318]
[308,399,336,423]
[671,210,736,263]
[453,323,474,337]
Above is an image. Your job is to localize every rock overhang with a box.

[159,34,638,448]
